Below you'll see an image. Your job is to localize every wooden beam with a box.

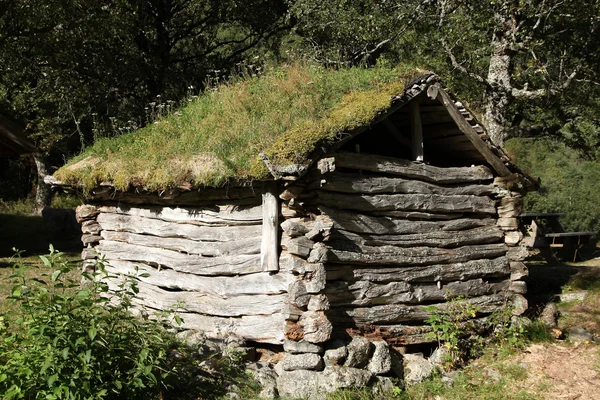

[433,85,512,177]
[261,182,280,272]
[382,118,411,146]
[409,102,424,161]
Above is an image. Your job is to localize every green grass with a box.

[55,63,426,191]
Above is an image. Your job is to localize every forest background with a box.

[1,0,599,234]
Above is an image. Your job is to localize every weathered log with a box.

[497,217,519,230]
[280,218,310,237]
[329,152,494,183]
[90,185,261,206]
[325,257,510,283]
[326,243,508,266]
[106,278,285,317]
[504,231,524,246]
[319,206,495,235]
[172,312,286,344]
[312,172,498,197]
[81,220,102,235]
[328,294,509,325]
[261,182,279,272]
[281,236,313,258]
[82,234,103,246]
[104,260,294,296]
[316,191,496,215]
[100,230,261,256]
[330,226,504,249]
[370,210,462,220]
[497,197,523,218]
[98,240,262,276]
[76,204,99,222]
[97,212,262,242]
[509,262,528,280]
[99,204,262,226]
[324,278,511,306]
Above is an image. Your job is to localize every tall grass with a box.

[55,63,424,191]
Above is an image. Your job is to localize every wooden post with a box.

[261,182,279,272]
[409,102,424,162]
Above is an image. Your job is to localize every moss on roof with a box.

[55,64,426,191]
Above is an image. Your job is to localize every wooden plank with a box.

[325,257,510,283]
[175,312,286,344]
[325,278,511,306]
[330,225,504,248]
[316,191,497,214]
[332,152,493,183]
[312,172,498,196]
[101,230,261,256]
[261,182,280,272]
[97,212,262,242]
[105,278,285,317]
[99,204,262,226]
[433,86,511,176]
[98,240,263,276]
[382,118,411,146]
[409,101,424,161]
[104,260,294,296]
[319,206,495,235]
[326,243,508,266]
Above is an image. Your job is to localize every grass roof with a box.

[55,64,426,191]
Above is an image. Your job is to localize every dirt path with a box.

[511,341,600,399]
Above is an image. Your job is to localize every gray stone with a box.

[567,327,595,343]
[289,280,310,308]
[300,311,332,343]
[345,337,373,368]
[307,294,330,311]
[246,362,278,399]
[371,376,396,396]
[367,341,392,375]
[558,291,589,303]
[276,367,373,400]
[324,342,347,367]
[483,367,501,384]
[539,302,558,328]
[403,353,435,384]
[429,346,451,368]
[284,339,324,354]
[281,353,324,371]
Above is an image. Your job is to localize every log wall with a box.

[278,151,528,347]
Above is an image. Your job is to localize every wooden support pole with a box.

[409,102,424,162]
[261,182,280,272]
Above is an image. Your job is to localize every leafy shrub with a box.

[0,246,177,399]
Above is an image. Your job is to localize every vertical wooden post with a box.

[409,102,424,162]
[261,182,279,272]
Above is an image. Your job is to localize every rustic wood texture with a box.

[325,278,511,306]
[325,257,510,283]
[261,182,280,272]
[319,206,495,235]
[331,152,494,183]
[98,240,262,276]
[410,101,424,161]
[330,225,504,249]
[104,260,294,296]
[316,192,497,214]
[312,172,498,196]
[326,243,508,266]
[97,212,262,242]
[99,204,262,226]
[101,231,261,256]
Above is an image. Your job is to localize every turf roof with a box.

[55,64,427,191]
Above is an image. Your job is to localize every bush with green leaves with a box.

[0,246,178,399]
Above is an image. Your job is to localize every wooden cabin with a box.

[53,68,534,387]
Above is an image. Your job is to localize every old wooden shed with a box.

[54,66,533,362]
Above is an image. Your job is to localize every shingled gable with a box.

[0,114,36,157]
[57,67,532,392]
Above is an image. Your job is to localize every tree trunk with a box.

[33,152,51,215]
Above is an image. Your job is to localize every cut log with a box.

[81,220,101,234]
[97,212,262,242]
[326,243,508,266]
[101,230,261,256]
[330,226,504,249]
[172,312,286,344]
[325,278,511,306]
[281,235,314,258]
[325,257,510,283]
[331,152,493,183]
[99,204,262,226]
[312,172,498,196]
[104,260,294,296]
[329,294,509,325]
[370,210,462,220]
[319,206,495,235]
[497,197,523,218]
[316,192,496,215]
[106,278,285,317]
[261,183,280,272]
[97,240,262,276]
[76,204,99,222]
